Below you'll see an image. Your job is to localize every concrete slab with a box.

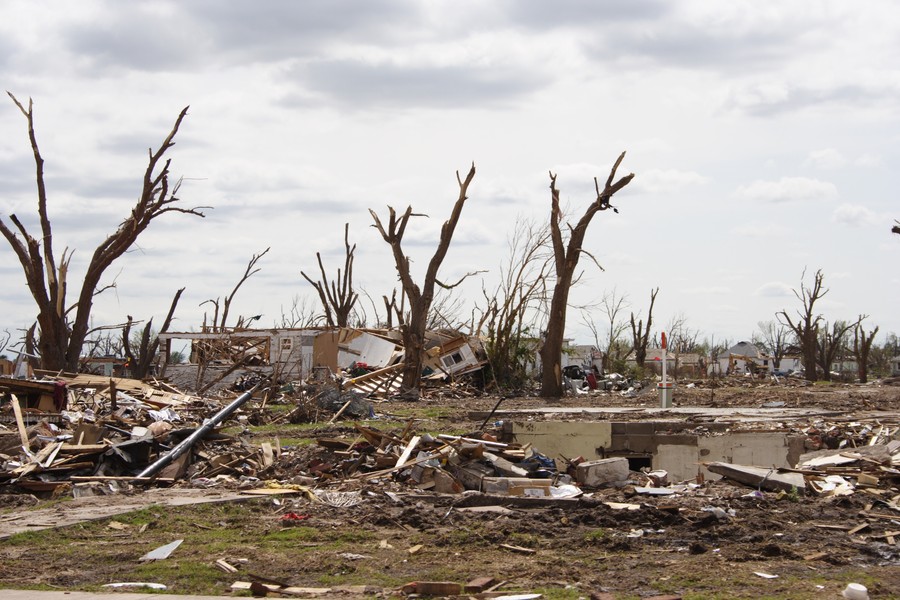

[480,406,858,422]
[0,488,250,540]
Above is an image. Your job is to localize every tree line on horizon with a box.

[2,96,897,398]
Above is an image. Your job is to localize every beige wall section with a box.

[659,433,799,483]
[656,444,702,483]
[510,421,612,461]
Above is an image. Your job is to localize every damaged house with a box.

[158,326,487,395]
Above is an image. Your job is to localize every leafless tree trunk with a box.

[599,288,630,373]
[122,287,185,379]
[476,217,551,388]
[816,319,857,381]
[852,317,878,383]
[539,154,634,397]
[201,247,270,332]
[382,289,401,329]
[427,288,473,331]
[370,164,477,398]
[778,268,826,382]
[663,313,701,379]
[0,93,207,371]
[755,320,790,369]
[630,287,659,368]
[278,295,319,328]
[301,223,358,327]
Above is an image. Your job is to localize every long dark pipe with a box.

[137,379,267,479]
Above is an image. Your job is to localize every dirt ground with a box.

[1,378,899,599]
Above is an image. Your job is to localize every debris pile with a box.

[0,373,271,492]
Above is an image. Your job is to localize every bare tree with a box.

[301,223,358,327]
[0,94,207,371]
[630,287,659,369]
[870,332,899,377]
[201,247,270,331]
[663,313,702,379]
[278,294,320,328]
[703,334,731,378]
[122,287,185,379]
[582,288,630,374]
[370,164,477,398]
[476,217,551,388]
[852,317,879,383]
[816,319,857,381]
[539,154,634,397]
[778,268,826,382]
[755,320,790,369]
[427,288,470,331]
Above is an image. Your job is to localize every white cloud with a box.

[731,222,789,239]
[831,203,877,227]
[804,148,845,169]
[632,168,708,194]
[804,148,882,170]
[734,177,838,203]
[683,286,730,295]
[854,153,883,167]
[756,282,794,297]
[3,2,900,346]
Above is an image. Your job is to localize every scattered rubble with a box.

[2,361,900,597]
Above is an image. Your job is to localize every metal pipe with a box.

[137,379,266,479]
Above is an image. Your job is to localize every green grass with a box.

[582,528,609,542]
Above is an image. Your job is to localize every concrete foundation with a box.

[503,420,807,483]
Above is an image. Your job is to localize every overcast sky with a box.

[1,0,898,351]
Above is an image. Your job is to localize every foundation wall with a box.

[505,420,807,484]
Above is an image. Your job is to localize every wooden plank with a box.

[465,577,497,593]
[69,476,176,483]
[848,522,870,536]
[499,543,536,554]
[327,399,354,424]
[59,443,108,454]
[10,394,29,449]
[215,559,238,573]
[395,435,421,469]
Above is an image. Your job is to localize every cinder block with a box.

[626,422,654,435]
[575,457,630,487]
[624,434,656,453]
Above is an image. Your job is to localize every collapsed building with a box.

[157,326,488,395]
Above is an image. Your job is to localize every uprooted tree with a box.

[370,164,477,399]
[301,223,358,327]
[539,153,634,398]
[778,268,826,382]
[0,93,206,372]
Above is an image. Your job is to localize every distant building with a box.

[623,349,702,378]
[716,341,770,375]
[891,356,900,377]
